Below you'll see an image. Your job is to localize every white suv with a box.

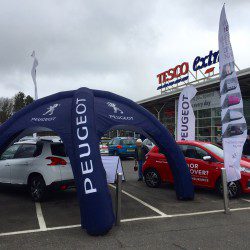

[0,137,74,201]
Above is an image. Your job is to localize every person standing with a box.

[243,130,250,158]
[216,133,222,146]
[134,139,149,181]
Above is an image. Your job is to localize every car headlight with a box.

[241,167,250,173]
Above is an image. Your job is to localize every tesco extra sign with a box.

[157,50,219,90]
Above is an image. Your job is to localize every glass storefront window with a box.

[198,109,211,118]
[212,107,221,117]
[197,118,211,127]
[212,118,221,127]
[197,127,211,136]
[195,107,222,143]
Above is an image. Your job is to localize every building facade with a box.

[138,68,250,143]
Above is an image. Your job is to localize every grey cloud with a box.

[0,0,249,101]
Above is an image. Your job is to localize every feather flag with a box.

[31,50,39,100]
[219,5,247,181]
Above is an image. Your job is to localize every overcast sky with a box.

[0,0,250,101]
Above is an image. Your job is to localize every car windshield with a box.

[202,143,224,159]
[121,139,135,145]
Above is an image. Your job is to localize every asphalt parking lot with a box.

[1,159,250,249]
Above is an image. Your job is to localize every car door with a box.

[0,144,20,183]
[109,138,120,155]
[156,148,173,183]
[10,144,38,184]
[184,145,218,188]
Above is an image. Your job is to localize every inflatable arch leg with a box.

[68,89,115,235]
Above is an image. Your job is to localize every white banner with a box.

[31,51,38,100]
[219,6,247,181]
[177,85,197,141]
[101,156,125,183]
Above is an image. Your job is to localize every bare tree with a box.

[0,97,13,124]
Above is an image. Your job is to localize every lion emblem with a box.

[43,104,60,116]
[107,102,123,114]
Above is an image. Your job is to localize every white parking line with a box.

[121,215,163,222]
[230,206,250,212]
[0,225,81,237]
[109,184,168,217]
[121,206,250,223]
[1,206,250,237]
[46,224,81,231]
[241,198,250,203]
[35,202,47,231]
[0,229,42,237]
[120,211,224,223]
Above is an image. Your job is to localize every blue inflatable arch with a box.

[0,87,194,235]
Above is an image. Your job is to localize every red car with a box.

[142,141,250,198]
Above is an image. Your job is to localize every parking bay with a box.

[0,159,250,235]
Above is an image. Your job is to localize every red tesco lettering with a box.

[157,62,189,84]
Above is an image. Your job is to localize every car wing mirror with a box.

[203,156,212,161]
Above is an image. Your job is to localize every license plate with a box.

[127,149,135,152]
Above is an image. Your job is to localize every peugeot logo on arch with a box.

[106,102,123,114]
[43,104,60,116]
[106,102,134,121]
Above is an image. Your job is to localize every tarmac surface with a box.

[0,159,250,249]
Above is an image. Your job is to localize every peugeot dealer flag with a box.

[177,85,197,141]
[31,50,39,100]
[219,6,247,181]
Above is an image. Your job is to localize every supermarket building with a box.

[137,50,250,143]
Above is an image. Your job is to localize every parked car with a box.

[99,137,111,155]
[142,140,250,198]
[19,136,35,142]
[0,137,74,201]
[108,137,136,158]
[143,138,155,150]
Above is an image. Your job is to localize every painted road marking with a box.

[121,206,250,222]
[109,184,169,217]
[121,215,162,222]
[1,207,250,237]
[120,210,228,223]
[241,198,250,203]
[0,229,42,237]
[35,202,47,231]
[0,225,81,237]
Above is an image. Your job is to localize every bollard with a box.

[115,173,122,226]
[221,168,230,214]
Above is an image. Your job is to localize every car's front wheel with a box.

[216,178,241,198]
[144,169,161,188]
[28,175,47,202]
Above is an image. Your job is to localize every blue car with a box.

[108,137,136,158]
